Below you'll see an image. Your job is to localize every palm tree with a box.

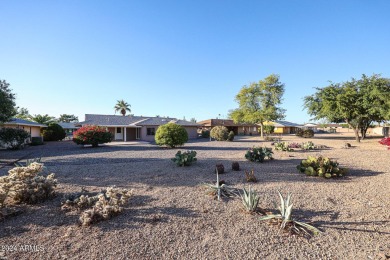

[114,100,131,116]
[29,114,56,124]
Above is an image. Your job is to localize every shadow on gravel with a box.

[315,220,390,235]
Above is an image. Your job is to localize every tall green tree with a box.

[0,79,16,123]
[114,100,131,116]
[59,114,79,123]
[15,107,30,120]
[30,114,56,125]
[229,74,285,138]
[304,74,390,142]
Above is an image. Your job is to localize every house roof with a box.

[197,119,258,127]
[3,118,47,127]
[272,120,302,127]
[79,114,200,127]
[58,122,80,129]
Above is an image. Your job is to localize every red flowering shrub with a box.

[73,125,113,147]
[379,137,390,150]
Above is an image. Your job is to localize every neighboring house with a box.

[303,123,318,132]
[77,114,200,142]
[58,122,80,137]
[1,118,46,142]
[197,119,259,135]
[264,120,302,134]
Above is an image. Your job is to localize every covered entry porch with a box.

[107,125,142,141]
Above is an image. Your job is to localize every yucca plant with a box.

[259,191,321,237]
[203,167,238,201]
[240,186,260,213]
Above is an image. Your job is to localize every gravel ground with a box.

[0,133,389,260]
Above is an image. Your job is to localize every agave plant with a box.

[203,167,238,201]
[259,191,321,237]
[240,186,260,213]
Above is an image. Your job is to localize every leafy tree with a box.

[114,100,131,116]
[30,114,56,125]
[263,125,275,135]
[58,114,78,123]
[155,123,188,148]
[190,118,197,123]
[73,125,113,147]
[42,123,66,141]
[0,79,16,123]
[229,74,285,138]
[304,74,390,142]
[15,107,30,120]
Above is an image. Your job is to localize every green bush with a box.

[245,147,274,163]
[295,129,304,137]
[201,130,210,138]
[0,128,30,150]
[155,123,188,148]
[210,126,229,141]
[302,129,314,138]
[171,150,197,166]
[296,156,347,178]
[227,131,235,141]
[42,123,66,141]
[73,125,113,147]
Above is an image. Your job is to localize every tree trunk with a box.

[260,123,264,139]
[352,126,361,142]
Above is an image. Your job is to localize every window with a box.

[116,128,122,133]
[147,128,155,135]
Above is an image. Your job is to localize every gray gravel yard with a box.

[0,134,389,259]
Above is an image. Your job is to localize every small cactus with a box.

[232,162,240,171]
[245,169,257,182]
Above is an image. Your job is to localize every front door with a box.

[115,127,123,140]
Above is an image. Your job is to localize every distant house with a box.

[1,118,46,142]
[197,119,259,135]
[303,123,318,132]
[77,114,200,142]
[264,120,302,134]
[58,122,80,137]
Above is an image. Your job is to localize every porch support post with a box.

[124,127,127,142]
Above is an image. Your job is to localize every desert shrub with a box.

[227,131,235,141]
[263,125,275,135]
[215,163,225,174]
[0,162,57,208]
[210,126,229,141]
[296,156,348,178]
[42,123,66,141]
[274,142,293,152]
[302,129,314,138]
[232,162,240,171]
[379,137,390,150]
[79,187,133,226]
[73,125,113,147]
[288,142,301,149]
[295,129,304,137]
[245,147,273,163]
[0,128,29,150]
[155,123,188,148]
[201,130,210,138]
[61,188,100,211]
[245,169,257,182]
[264,135,282,142]
[31,136,44,146]
[171,150,197,166]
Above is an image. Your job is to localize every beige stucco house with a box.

[197,119,259,135]
[1,118,46,142]
[78,114,200,142]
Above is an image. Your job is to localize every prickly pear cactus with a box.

[171,150,197,166]
[296,156,347,178]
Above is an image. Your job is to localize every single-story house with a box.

[197,119,259,135]
[303,123,319,132]
[264,120,302,134]
[58,122,80,137]
[1,118,47,142]
[77,114,200,142]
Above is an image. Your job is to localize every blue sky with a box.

[1,1,389,123]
